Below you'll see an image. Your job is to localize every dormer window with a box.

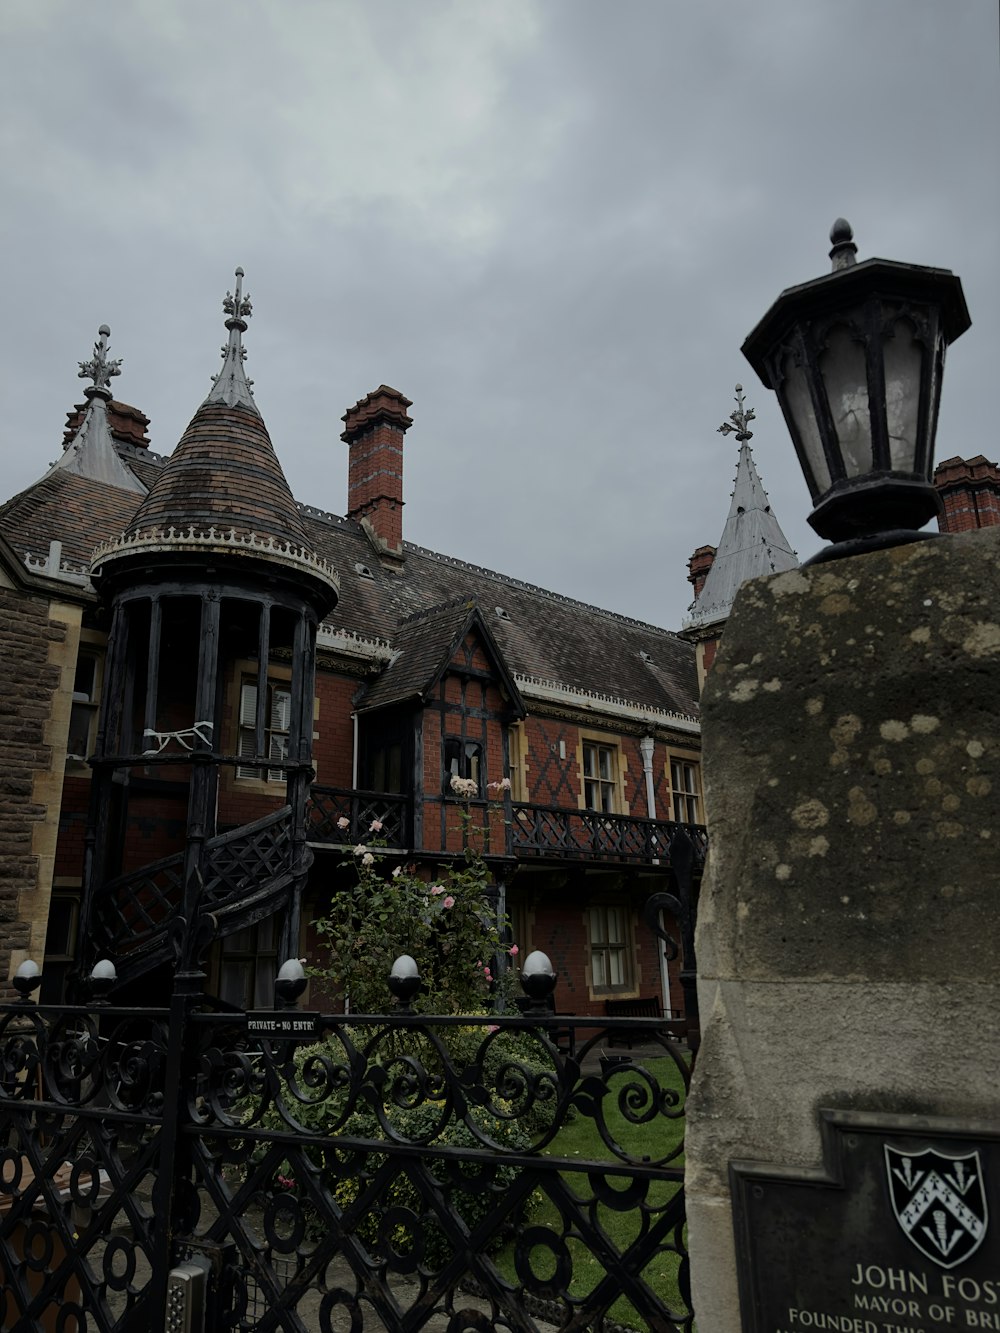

[355,562,374,579]
[495,606,511,621]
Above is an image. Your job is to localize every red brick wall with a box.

[313,671,358,788]
[519,892,679,1019]
[519,715,683,820]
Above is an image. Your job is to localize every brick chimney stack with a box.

[64,399,151,450]
[687,545,717,599]
[934,455,1000,533]
[341,385,413,557]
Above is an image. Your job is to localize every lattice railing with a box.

[308,786,410,847]
[97,850,186,951]
[202,805,296,905]
[511,803,707,864]
[96,806,300,961]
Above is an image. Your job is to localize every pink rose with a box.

[369,819,383,833]
[443,896,455,909]
[430,885,445,896]
[337,816,350,830]
[508,944,519,956]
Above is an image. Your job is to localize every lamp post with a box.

[742,219,970,562]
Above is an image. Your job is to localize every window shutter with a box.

[268,732,288,783]
[239,682,258,728]
[271,687,291,732]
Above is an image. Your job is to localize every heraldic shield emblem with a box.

[884,1145,989,1268]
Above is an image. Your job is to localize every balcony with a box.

[510,803,707,865]
[308,787,410,848]
[308,786,706,867]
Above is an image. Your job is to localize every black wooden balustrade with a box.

[308,786,410,848]
[509,802,707,864]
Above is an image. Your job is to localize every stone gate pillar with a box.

[686,529,1000,1332]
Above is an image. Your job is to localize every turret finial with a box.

[78,325,122,401]
[718,384,755,443]
[203,265,259,414]
[829,218,857,272]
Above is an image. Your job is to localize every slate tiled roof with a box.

[2,427,699,722]
[297,509,699,719]
[0,470,146,569]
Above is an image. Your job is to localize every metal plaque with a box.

[244,1011,320,1038]
[732,1110,1000,1333]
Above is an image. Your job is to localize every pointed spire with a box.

[51,325,145,494]
[202,266,259,414]
[682,386,797,630]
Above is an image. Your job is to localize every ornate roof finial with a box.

[78,325,122,401]
[718,384,755,443]
[829,217,858,272]
[202,266,259,415]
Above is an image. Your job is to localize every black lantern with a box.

[742,220,970,559]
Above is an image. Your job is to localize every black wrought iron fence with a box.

[0,985,694,1332]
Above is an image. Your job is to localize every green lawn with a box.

[495,1054,691,1330]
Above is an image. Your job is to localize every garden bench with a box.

[604,995,662,1048]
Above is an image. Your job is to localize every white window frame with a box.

[669,756,702,824]
[237,676,292,783]
[588,904,634,995]
[582,740,619,814]
[67,649,103,763]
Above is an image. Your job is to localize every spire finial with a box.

[78,324,122,401]
[203,266,259,414]
[222,266,253,329]
[718,384,755,443]
[829,217,857,272]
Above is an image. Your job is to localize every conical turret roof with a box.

[121,399,309,549]
[91,270,337,601]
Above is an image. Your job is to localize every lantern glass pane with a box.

[883,317,922,472]
[783,350,830,496]
[820,323,872,478]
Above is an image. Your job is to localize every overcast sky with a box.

[1,1,996,630]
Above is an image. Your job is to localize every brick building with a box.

[0,278,707,1020]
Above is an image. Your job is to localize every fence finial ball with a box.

[13,959,42,1000]
[388,954,421,1008]
[520,950,557,1006]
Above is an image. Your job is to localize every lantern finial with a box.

[829,218,857,272]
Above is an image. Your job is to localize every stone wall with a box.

[686,528,1000,1331]
[0,568,82,994]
